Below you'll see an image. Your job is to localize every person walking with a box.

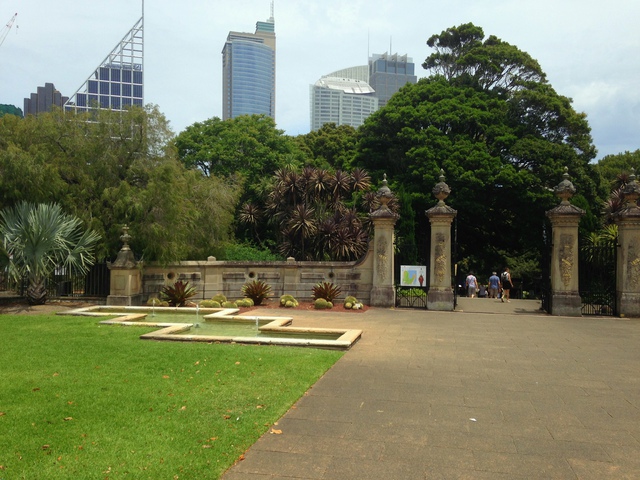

[501,267,513,302]
[488,272,500,298]
[465,272,478,298]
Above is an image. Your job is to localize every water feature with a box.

[63,305,362,350]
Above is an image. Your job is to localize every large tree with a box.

[0,106,240,262]
[356,23,602,280]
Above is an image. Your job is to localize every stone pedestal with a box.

[613,172,640,317]
[426,171,457,311]
[107,225,143,306]
[546,168,584,317]
[369,176,399,308]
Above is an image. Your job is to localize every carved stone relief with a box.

[377,236,388,283]
[559,234,573,287]
[627,242,640,288]
[434,233,446,283]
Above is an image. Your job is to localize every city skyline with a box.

[1,0,638,160]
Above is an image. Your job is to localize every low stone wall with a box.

[142,244,374,304]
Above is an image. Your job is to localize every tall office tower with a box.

[368,53,417,108]
[65,16,143,113]
[222,5,276,120]
[309,76,378,131]
[24,82,69,115]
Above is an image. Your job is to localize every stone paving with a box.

[222,299,640,479]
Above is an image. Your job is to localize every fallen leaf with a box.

[202,445,212,449]
[57,456,62,461]
[67,401,74,405]
[64,417,73,421]
[238,454,245,461]
[270,429,282,434]
[42,445,50,450]
[162,375,170,379]
[32,388,40,392]
[0,412,5,416]
[256,405,264,409]
[180,406,186,411]
[194,361,200,365]
[235,361,240,365]
[52,373,59,377]
[223,415,231,420]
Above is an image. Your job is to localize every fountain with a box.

[151,298,156,317]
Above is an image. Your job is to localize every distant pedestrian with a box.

[501,268,513,302]
[488,272,500,298]
[465,273,478,298]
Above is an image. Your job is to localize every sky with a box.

[1,0,638,160]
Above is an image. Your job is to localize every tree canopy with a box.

[355,23,602,279]
[0,106,240,263]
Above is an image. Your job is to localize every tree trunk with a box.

[27,278,47,305]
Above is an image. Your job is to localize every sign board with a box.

[400,265,427,287]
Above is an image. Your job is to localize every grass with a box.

[0,313,343,479]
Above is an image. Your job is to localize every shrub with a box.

[211,242,283,261]
[279,294,299,308]
[343,295,358,309]
[222,301,238,308]
[312,282,341,303]
[199,299,221,308]
[242,279,272,306]
[212,293,227,304]
[314,298,333,309]
[236,298,253,308]
[160,280,197,307]
[147,296,169,307]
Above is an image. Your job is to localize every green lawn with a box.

[0,314,343,479]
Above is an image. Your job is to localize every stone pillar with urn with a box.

[613,169,640,316]
[369,175,399,307]
[107,225,143,306]
[545,168,584,316]
[426,170,457,311]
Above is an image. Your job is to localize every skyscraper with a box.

[24,82,68,115]
[309,77,378,131]
[222,6,276,120]
[309,52,416,131]
[368,53,417,108]
[65,16,143,113]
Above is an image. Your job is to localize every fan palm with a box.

[0,202,101,305]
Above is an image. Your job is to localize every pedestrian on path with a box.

[501,267,513,302]
[488,272,500,298]
[465,272,478,298]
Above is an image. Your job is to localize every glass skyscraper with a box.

[65,17,143,113]
[368,53,417,108]
[222,10,276,120]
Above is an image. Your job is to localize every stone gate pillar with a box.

[370,175,399,307]
[426,170,457,311]
[613,170,640,317]
[107,225,143,306]
[545,168,584,316]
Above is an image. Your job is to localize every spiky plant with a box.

[312,281,341,303]
[242,279,272,306]
[160,280,197,307]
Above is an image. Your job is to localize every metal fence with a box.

[0,262,110,298]
[579,241,617,316]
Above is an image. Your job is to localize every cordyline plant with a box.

[160,280,197,307]
[242,279,272,306]
[312,281,341,303]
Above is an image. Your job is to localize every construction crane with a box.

[0,13,18,48]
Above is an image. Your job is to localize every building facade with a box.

[309,77,378,131]
[309,52,416,131]
[222,11,276,120]
[64,17,143,113]
[24,82,68,115]
[368,53,417,108]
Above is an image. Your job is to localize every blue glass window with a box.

[122,84,132,97]
[100,67,110,80]
[88,80,98,94]
[133,98,143,106]
[111,68,120,82]
[122,70,132,83]
[111,97,121,109]
[100,96,109,108]
[100,82,109,94]
[122,98,132,106]
[111,83,120,95]
[77,93,87,107]
[133,71,143,84]
[88,94,98,105]
[133,85,143,98]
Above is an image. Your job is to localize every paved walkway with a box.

[222,299,640,479]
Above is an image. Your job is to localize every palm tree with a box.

[0,202,100,305]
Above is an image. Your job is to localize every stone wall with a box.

[142,244,374,304]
